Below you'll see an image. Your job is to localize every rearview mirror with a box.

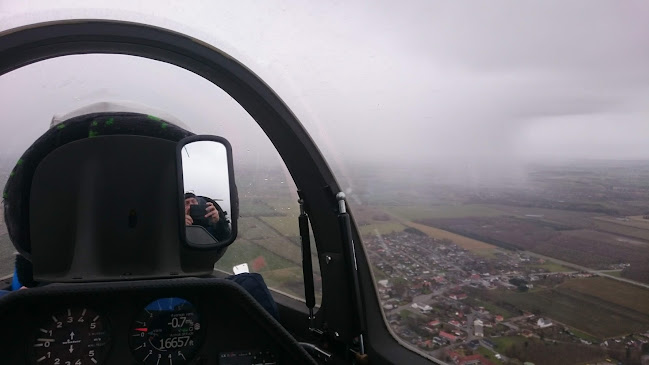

[177,136,238,249]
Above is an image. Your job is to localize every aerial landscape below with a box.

[1,159,648,364]
[346,160,649,365]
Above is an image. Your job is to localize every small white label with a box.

[232,263,249,275]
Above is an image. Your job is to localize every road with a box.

[501,321,519,331]
[463,311,476,341]
[523,251,649,289]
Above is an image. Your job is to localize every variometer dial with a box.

[129,297,203,365]
[30,307,110,365]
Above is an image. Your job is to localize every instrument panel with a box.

[30,307,110,365]
[0,278,315,365]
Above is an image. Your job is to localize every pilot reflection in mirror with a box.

[184,192,231,242]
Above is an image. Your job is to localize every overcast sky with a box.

[182,140,231,215]
[1,1,648,184]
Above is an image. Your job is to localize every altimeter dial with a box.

[129,297,203,365]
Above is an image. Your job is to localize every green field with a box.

[480,287,649,339]
[593,219,649,241]
[526,261,573,273]
[559,277,649,315]
[239,199,287,217]
[214,239,296,274]
[259,216,300,237]
[359,222,406,236]
[371,265,389,281]
[0,232,14,276]
[607,270,623,277]
[491,336,528,352]
[243,214,321,270]
[570,327,599,343]
[263,198,300,217]
[477,347,503,365]
[252,236,301,264]
[491,336,609,365]
[468,298,516,319]
[386,204,503,221]
[238,217,281,240]
[595,216,649,230]
[250,235,320,274]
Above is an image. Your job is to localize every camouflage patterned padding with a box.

[2,112,193,257]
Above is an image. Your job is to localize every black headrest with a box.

[2,112,233,283]
[3,112,193,257]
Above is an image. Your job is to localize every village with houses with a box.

[365,229,649,365]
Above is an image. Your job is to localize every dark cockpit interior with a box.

[0,111,314,364]
[0,19,435,365]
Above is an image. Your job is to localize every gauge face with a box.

[129,298,203,365]
[30,307,110,365]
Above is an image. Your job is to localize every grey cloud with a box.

[0,1,648,182]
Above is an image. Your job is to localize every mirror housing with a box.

[177,135,238,250]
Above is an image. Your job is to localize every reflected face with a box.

[185,197,199,212]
